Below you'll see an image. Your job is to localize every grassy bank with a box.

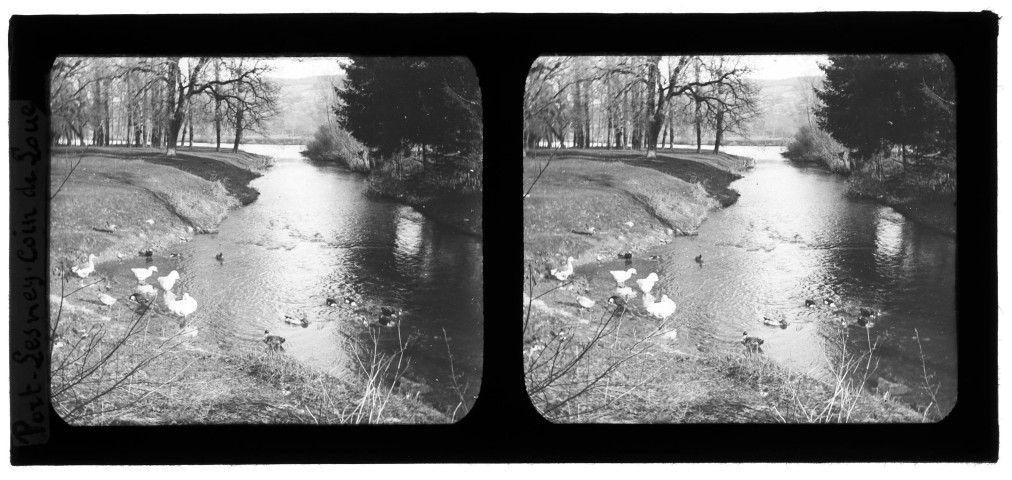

[523,148,743,272]
[522,147,926,423]
[367,159,483,238]
[846,165,957,237]
[49,145,450,424]
[50,146,272,271]
[49,292,446,425]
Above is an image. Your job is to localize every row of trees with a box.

[523,55,760,156]
[50,57,279,155]
[336,57,483,167]
[815,54,956,167]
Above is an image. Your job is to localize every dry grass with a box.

[712,327,923,423]
[523,156,718,271]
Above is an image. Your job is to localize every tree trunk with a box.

[645,112,664,159]
[187,105,194,149]
[231,106,244,153]
[713,110,724,154]
[214,60,222,152]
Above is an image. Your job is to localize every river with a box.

[650,145,956,417]
[159,144,483,416]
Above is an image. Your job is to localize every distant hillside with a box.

[263,74,345,141]
[748,75,824,141]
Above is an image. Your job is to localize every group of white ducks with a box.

[71,252,197,334]
[552,255,677,321]
[611,268,676,320]
[552,255,885,357]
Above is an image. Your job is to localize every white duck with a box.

[168,292,198,318]
[134,283,156,297]
[98,293,117,312]
[615,286,636,299]
[163,290,177,308]
[635,272,659,294]
[131,265,158,284]
[71,254,98,278]
[157,270,181,291]
[610,268,637,286]
[550,256,575,281]
[644,294,677,319]
[576,295,596,309]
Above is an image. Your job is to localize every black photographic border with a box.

[9,12,998,464]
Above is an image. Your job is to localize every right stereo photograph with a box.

[522,54,956,424]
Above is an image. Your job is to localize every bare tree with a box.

[697,56,761,154]
[215,59,280,153]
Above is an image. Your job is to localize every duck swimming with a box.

[375,315,398,328]
[345,297,359,308]
[805,299,817,308]
[380,306,400,317]
[550,256,576,281]
[823,298,837,308]
[859,307,878,318]
[326,298,339,307]
[284,311,309,326]
[762,315,788,329]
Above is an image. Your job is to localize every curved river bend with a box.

[629,145,956,416]
[162,144,483,415]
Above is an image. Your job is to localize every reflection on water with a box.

[170,144,482,416]
[646,145,956,417]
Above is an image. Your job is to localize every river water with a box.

[160,144,483,416]
[641,145,956,417]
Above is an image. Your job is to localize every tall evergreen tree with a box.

[815,54,955,162]
[337,57,482,161]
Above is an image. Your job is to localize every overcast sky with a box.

[262,55,825,81]
[744,55,827,80]
[266,57,346,78]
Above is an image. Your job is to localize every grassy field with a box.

[49,146,451,425]
[522,147,926,423]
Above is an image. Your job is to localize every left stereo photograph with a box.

[47,56,484,425]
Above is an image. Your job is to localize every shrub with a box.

[783,125,850,172]
[303,124,370,172]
